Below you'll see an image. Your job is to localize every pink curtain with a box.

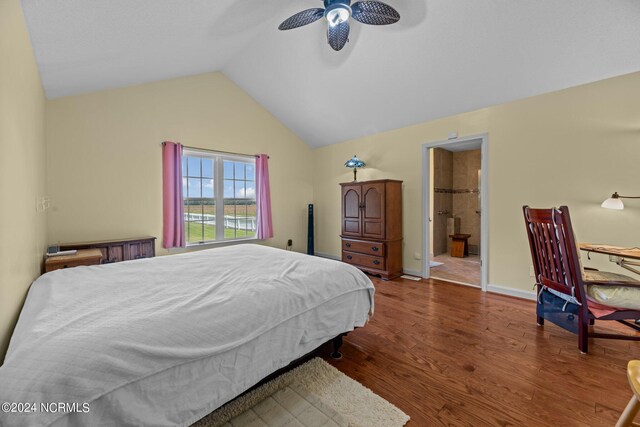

[162,142,185,248]
[256,154,273,239]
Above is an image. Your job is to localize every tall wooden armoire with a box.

[340,179,403,280]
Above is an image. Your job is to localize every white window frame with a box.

[183,148,258,247]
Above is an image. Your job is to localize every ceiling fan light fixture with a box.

[325,4,351,27]
[278,0,399,51]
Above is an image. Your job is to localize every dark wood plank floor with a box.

[322,277,640,426]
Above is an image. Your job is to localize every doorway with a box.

[421,134,488,290]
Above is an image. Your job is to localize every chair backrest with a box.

[523,205,587,304]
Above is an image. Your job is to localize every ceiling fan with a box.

[278,0,400,51]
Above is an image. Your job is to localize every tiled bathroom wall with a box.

[452,149,481,255]
[432,147,481,256]
[432,148,452,256]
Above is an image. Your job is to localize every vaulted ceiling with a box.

[21,0,640,147]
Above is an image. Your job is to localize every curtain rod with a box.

[161,142,269,159]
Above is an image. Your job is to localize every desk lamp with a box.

[602,192,640,210]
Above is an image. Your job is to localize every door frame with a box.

[421,133,489,291]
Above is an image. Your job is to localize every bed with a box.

[0,244,374,427]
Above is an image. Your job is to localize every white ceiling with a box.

[22,0,640,147]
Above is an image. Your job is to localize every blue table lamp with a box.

[345,155,366,181]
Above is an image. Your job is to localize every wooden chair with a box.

[617,360,640,427]
[523,206,640,353]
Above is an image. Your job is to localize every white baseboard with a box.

[487,283,536,301]
[401,268,422,277]
[317,251,534,300]
[314,252,340,260]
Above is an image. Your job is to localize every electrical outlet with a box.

[287,239,292,247]
[36,196,50,212]
[529,265,535,277]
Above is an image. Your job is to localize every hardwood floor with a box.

[322,277,640,426]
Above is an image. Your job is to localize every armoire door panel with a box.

[362,182,385,239]
[363,187,383,218]
[364,222,383,236]
[342,186,362,236]
[344,189,360,218]
[344,220,360,234]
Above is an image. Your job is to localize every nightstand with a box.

[44,249,103,273]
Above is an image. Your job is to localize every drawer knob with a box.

[373,260,380,265]
[372,246,379,252]
[346,255,353,260]
[346,243,351,248]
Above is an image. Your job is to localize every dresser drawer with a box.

[342,239,385,256]
[342,251,386,271]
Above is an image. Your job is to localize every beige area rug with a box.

[192,358,410,427]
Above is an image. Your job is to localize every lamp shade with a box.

[344,155,365,169]
[602,197,624,210]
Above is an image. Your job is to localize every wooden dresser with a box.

[340,179,402,280]
[44,249,103,273]
[60,236,156,264]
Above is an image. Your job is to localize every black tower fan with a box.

[307,204,314,255]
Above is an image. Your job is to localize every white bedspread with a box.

[0,245,374,427]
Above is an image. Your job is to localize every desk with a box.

[579,243,640,276]
[44,249,103,273]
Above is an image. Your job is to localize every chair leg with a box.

[536,299,544,326]
[578,316,589,354]
[615,395,640,427]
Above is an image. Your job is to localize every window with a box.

[182,149,256,245]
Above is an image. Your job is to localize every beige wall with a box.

[312,71,640,292]
[0,0,47,362]
[45,72,313,255]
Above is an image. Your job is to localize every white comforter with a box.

[0,245,374,427]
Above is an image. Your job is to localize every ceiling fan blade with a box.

[278,8,325,30]
[327,20,350,51]
[351,1,400,25]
